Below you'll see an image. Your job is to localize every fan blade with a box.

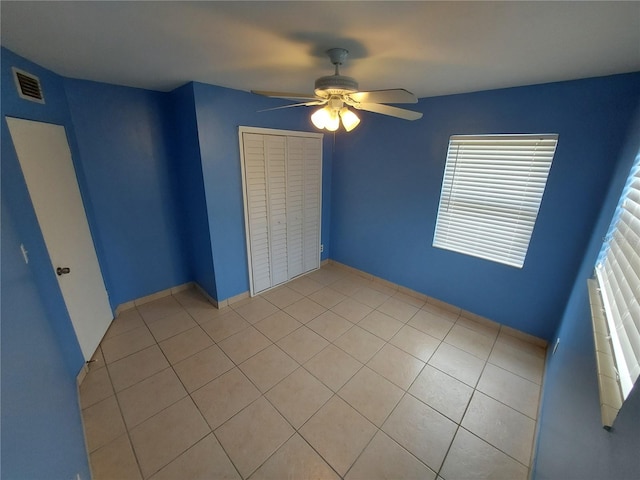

[258,100,326,112]
[252,90,319,101]
[353,103,423,121]
[349,89,418,104]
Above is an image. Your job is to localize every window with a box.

[433,134,558,268]
[591,151,640,426]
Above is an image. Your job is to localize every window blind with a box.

[433,134,558,268]
[595,155,640,399]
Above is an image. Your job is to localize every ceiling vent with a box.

[12,67,45,104]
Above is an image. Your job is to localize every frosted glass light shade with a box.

[311,108,330,129]
[340,108,360,132]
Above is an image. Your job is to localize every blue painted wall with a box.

[191,82,333,301]
[331,73,640,340]
[533,100,640,479]
[168,83,217,297]
[65,79,190,307]
[1,47,90,479]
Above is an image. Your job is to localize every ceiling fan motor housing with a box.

[314,74,359,97]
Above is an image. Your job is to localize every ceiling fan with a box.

[252,48,423,132]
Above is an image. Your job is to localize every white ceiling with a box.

[1,1,639,98]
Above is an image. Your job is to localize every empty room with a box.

[1,2,639,479]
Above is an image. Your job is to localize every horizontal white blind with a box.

[433,134,558,268]
[595,156,640,399]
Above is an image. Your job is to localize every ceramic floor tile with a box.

[299,396,377,476]
[377,297,419,323]
[456,314,500,340]
[254,310,302,342]
[428,342,486,387]
[173,287,212,310]
[146,310,197,342]
[149,433,240,480]
[389,324,440,362]
[497,330,547,358]
[444,323,496,360]
[101,325,156,364]
[117,368,187,428]
[462,391,536,466]
[440,427,528,480]
[477,363,541,419]
[130,397,210,478]
[409,365,474,423]
[265,367,333,429]
[215,397,295,478]
[338,366,403,426]
[307,310,353,342]
[191,367,261,429]
[333,325,386,363]
[239,344,298,392]
[283,297,327,323]
[84,264,546,480]
[392,291,427,309]
[408,309,455,340]
[104,308,145,340]
[345,430,436,480]
[422,302,460,321]
[330,275,367,297]
[137,295,185,323]
[358,310,404,341]
[107,344,169,392]
[351,286,390,308]
[287,276,324,296]
[217,326,272,364]
[89,434,142,480]
[330,297,373,323]
[79,364,114,409]
[173,344,234,392]
[308,286,347,309]
[488,338,545,384]
[249,433,339,480]
[304,344,363,392]
[276,326,330,364]
[83,395,126,453]
[200,310,250,342]
[367,344,425,390]
[307,267,345,285]
[381,394,457,472]
[187,302,229,325]
[233,296,281,324]
[261,285,304,309]
[158,325,213,364]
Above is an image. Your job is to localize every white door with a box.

[7,117,113,361]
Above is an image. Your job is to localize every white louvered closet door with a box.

[240,128,322,295]
[265,136,288,286]
[302,137,322,272]
[242,133,272,293]
[286,137,305,278]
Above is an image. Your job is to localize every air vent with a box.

[12,67,45,104]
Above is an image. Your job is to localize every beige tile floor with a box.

[79,263,546,480]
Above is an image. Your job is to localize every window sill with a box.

[587,278,624,428]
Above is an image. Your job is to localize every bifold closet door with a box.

[288,136,321,276]
[240,129,322,295]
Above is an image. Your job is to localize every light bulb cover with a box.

[325,110,340,131]
[339,107,360,132]
[311,107,329,129]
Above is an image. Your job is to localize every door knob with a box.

[56,267,71,276]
